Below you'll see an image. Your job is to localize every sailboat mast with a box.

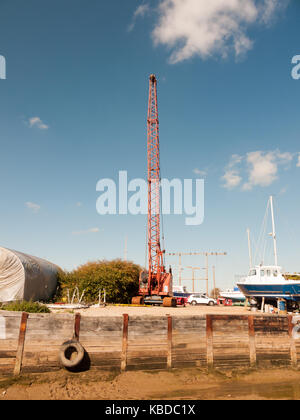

[269,195,278,266]
[247,228,253,269]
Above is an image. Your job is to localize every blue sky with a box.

[1,0,300,292]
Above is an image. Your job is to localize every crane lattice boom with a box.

[147,74,163,280]
[132,75,175,307]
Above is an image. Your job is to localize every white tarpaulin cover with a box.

[0,247,60,302]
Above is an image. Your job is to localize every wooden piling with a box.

[206,315,213,368]
[74,313,81,341]
[13,312,29,376]
[288,315,297,367]
[121,314,129,371]
[248,315,256,367]
[167,315,172,368]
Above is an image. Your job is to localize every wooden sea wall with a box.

[0,310,299,375]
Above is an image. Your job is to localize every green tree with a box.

[56,259,141,304]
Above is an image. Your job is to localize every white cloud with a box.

[222,169,242,189]
[25,202,41,213]
[279,186,287,195]
[128,3,150,32]
[151,0,287,63]
[297,155,300,167]
[134,4,150,18]
[259,0,284,24]
[28,117,49,130]
[228,154,243,168]
[72,227,100,235]
[222,150,295,191]
[193,168,207,176]
[243,150,293,190]
[221,154,243,189]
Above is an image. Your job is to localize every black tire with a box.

[208,301,215,306]
[59,340,85,369]
[191,300,197,306]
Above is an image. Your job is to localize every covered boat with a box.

[0,247,60,302]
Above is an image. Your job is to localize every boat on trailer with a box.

[220,286,246,302]
[237,196,300,310]
[237,266,300,303]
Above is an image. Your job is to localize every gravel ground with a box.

[50,304,250,317]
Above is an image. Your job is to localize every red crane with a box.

[132,75,176,307]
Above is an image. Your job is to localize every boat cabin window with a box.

[249,269,256,276]
[273,270,278,277]
[260,270,265,276]
[266,270,271,277]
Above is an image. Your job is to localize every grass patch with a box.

[0,301,50,313]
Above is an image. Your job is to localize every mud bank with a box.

[1,368,300,400]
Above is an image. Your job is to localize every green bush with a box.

[0,301,50,313]
[55,259,141,304]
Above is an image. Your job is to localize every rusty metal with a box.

[163,297,177,307]
[135,75,173,304]
[131,296,144,306]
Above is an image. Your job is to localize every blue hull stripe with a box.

[238,283,300,301]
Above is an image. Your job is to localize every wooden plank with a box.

[128,318,167,336]
[121,314,128,371]
[128,345,167,352]
[126,362,167,371]
[127,349,168,358]
[173,344,207,353]
[211,315,248,321]
[172,317,206,330]
[253,317,288,336]
[0,351,17,359]
[80,317,123,333]
[80,339,122,348]
[173,352,207,361]
[0,341,19,351]
[13,312,29,376]
[172,360,206,369]
[0,358,15,366]
[0,316,22,341]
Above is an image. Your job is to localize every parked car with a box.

[175,296,186,306]
[187,293,217,306]
[217,297,233,306]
